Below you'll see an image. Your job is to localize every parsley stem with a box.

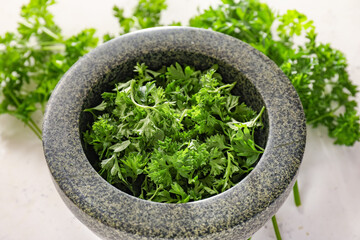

[222,152,234,192]
[306,105,340,125]
[148,185,162,201]
[210,82,236,93]
[252,106,265,125]
[29,118,42,135]
[129,80,157,110]
[41,44,65,51]
[178,109,188,124]
[39,26,61,40]
[271,215,282,240]
[5,90,42,139]
[293,180,301,207]
[27,121,42,140]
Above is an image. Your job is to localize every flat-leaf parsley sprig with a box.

[83,63,265,203]
[189,0,360,146]
[0,0,98,139]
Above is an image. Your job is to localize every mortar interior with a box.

[78,50,269,197]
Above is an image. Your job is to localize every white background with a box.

[1,0,360,239]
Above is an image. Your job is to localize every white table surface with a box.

[1,0,360,239]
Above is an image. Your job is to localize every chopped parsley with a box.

[83,63,265,203]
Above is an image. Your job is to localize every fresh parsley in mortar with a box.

[83,63,265,203]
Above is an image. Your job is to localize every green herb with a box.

[189,0,360,146]
[0,0,98,139]
[83,63,265,203]
[271,215,282,240]
[103,0,167,41]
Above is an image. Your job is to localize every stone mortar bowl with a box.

[43,27,306,240]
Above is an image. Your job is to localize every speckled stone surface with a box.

[42,27,306,240]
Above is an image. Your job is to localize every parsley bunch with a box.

[189,0,360,145]
[0,0,98,139]
[103,0,167,41]
[83,63,265,203]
